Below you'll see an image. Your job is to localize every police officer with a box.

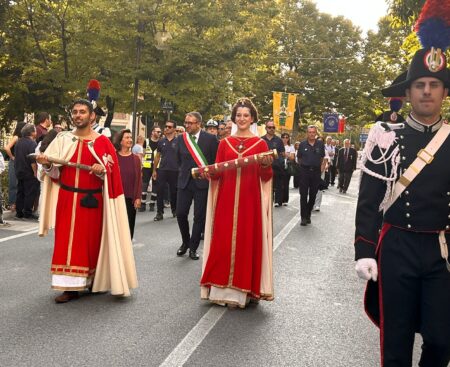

[205,119,219,136]
[152,120,178,221]
[140,125,161,212]
[355,29,450,366]
[262,120,285,207]
[297,125,324,226]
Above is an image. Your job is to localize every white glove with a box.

[355,258,378,282]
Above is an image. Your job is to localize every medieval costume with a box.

[201,136,274,308]
[39,131,138,296]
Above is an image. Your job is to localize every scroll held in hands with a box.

[191,149,278,179]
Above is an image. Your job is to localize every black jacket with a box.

[355,117,450,260]
[336,147,357,172]
[175,131,219,190]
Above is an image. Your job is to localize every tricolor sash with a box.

[183,132,208,168]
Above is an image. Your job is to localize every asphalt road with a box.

[0,171,421,366]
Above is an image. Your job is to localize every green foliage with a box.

[4,0,443,133]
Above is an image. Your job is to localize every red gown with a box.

[201,136,273,302]
[51,139,104,282]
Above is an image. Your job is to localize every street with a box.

[0,171,420,366]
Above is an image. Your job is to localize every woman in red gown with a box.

[201,98,274,308]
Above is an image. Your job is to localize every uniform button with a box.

[406,202,410,206]
[447,192,450,196]
[406,213,410,218]
[405,191,409,195]
[400,135,404,139]
[401,145,405,149]
[407,224,411,229]
[447,225,450,230]
[402,156,406,161]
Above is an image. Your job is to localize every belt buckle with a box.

[417,149,434,164]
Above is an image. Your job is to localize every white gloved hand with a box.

[355,258,378,282]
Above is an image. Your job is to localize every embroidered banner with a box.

[273,92,297,130]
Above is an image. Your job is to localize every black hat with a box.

[382,0,450,97]
[382,49,449,97]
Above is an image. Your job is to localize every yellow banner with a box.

[273,92,296,131]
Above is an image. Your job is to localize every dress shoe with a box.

[154,213,163,221]
[149,203,155,212]
[138,204,146,212]
[24,214,39,221]
[14,214,24,220]
[177,244,189,256]
[306,217,311,224]
[300,218,308,226]
[172,210,177,218]
[189,250,200,260]
[55,291,79,303]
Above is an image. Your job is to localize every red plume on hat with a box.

[86,79,101,103]
[86,79,106,116]
[415,0,450,51]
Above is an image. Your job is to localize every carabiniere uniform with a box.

[355,114,450,363]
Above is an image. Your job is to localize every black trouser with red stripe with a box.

[378,225,450,367]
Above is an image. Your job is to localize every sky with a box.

[312,0,389,34]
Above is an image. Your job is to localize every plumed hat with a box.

[382,0,450,97]
[86,79,106,116]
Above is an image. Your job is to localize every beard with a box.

[73,118,90,129]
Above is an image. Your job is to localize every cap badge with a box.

[424,47,445,72]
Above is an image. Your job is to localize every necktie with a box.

[345,149,349,161]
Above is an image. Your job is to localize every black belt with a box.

[300,165,320,171]
[59,183,102,208]
[60,183,102,194]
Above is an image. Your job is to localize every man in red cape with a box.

[37,99,137,303]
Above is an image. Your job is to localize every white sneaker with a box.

[313,206,320,211]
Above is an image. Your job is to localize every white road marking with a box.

[159,194,300,367]
[0,229,39,243]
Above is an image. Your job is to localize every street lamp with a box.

[161,100,173,121]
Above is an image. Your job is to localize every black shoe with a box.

[177,244,189,256]
[138,204,146,212]
[189,250,200,260]
[172,210,177,218]
[14,214,24,220]
[306,217,311,224]
[149,203,155,212]
[300,218,308,226]
[24,214,39,221]
[154,213,163,221]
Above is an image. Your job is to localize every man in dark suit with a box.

[175,112,219,260]
[336,139,357,194]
